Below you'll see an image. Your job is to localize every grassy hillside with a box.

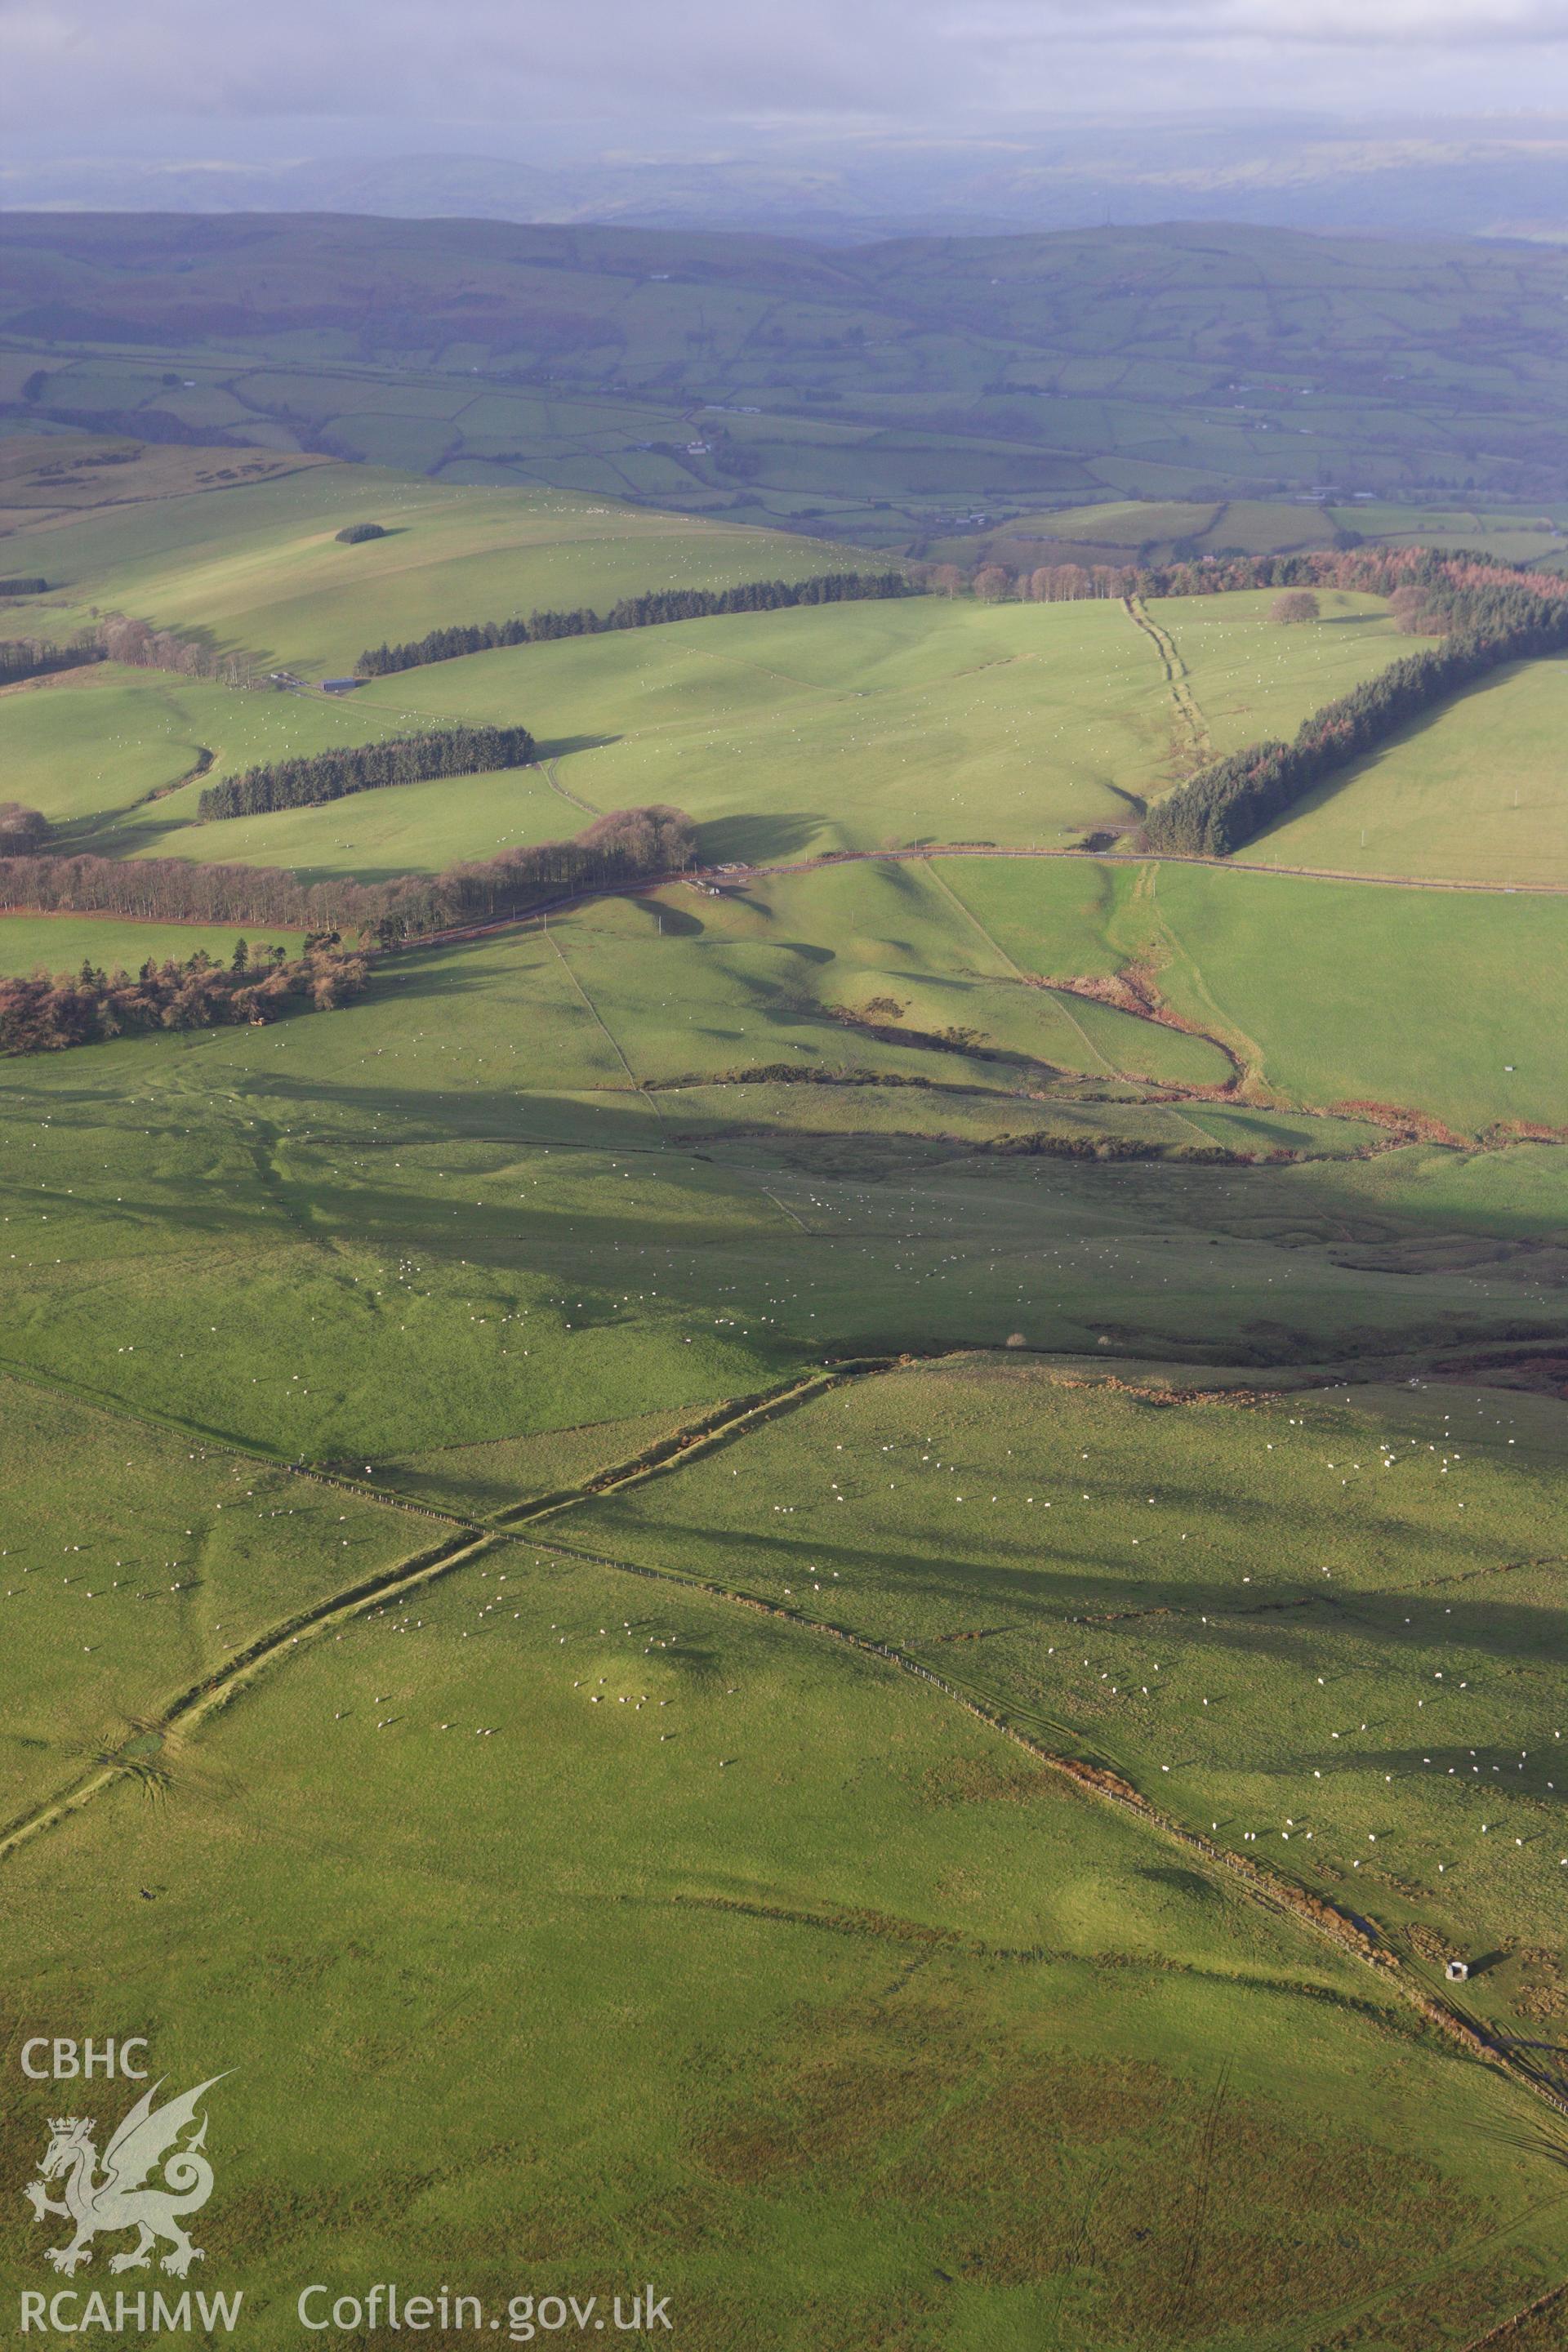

[2,902,1565,2341]
[0,1367,413,1815]
[569,1356,1568,2034]
[0,911,301,973]
[0,882,1561,1462]
[937,498,1568,577]
[1249,653,1568,887]
[4,439,1568,2348]
[1143,587,1405,763]
[10,1485,1557,2350]
[953,857,1568,1133]
[0,585,1411,875]
[0,455,862,674]
[1147,863,1568,1134]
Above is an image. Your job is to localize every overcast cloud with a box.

[2,0,1566,154]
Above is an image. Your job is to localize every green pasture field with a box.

[951,856,1568,1133]
[0,880,1562,1477]
[0,665,415,831]
[8,1514,1561,2350]
[659,1084,1377,1174]
[13,217,1568,542]
[948,498,1353,571]
[0,434,333,537]
[1,866,1566,2341]
[2,415,1568,2342]
[542,862,1236,1093]
[0,1368,413,1819]
[0,662,595,869]
[0,584,1414,878]
[127,762,586,884]
[0,913,302,975]
[0,461,860,675]
[0,666,219,823]
[365,1404,694,1517]
[146,586,1402,875]
[565,1356,1568,2032]
[1191,499,1343,556]
[1332,503,1568,567]
[1143,588,1404,763]
[1003,499,1225,548]
[1249,653,1568,888]
[1145,864,1568,1135]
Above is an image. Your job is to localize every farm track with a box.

[0,1522,495,1867]
[723,844,1568,899]
[539,753,599,818]
[1122,595,1213,769]
[0,832,1558,960]
[1462,2274,1568,2350]
[0,1352,921,1864]
[488,1352,921,1532]
[0,1343,914,1535]
[408,840,1568,959]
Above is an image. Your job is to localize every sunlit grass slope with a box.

[1145,587,1405,763]
[1248,654,1568,888]
[1,463,862,675]
[2,1518,1559,2350]
[0,1370,413,1818]
[0,891,1562,1468]
[0,587,1406,875]
[568,1355,1568,2039]
[953,857,1568,1133]
[0,913,302,975]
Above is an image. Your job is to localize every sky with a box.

[2,0,1566,160]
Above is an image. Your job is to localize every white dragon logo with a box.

[24,2076,226,2278]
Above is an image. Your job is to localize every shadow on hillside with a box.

[534,734,620,762]
[694,812,825,865]
[621,897,705,937]
[523,1499,1564,1674]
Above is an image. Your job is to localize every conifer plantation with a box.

[198,722,537,818]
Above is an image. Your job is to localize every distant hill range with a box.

[7,117,1568,244]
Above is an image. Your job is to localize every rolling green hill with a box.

[0,534,1411,876]
[0,453,861,672]
[2,439,1567,2350]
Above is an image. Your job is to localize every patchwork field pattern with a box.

[11,214,1568,537]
